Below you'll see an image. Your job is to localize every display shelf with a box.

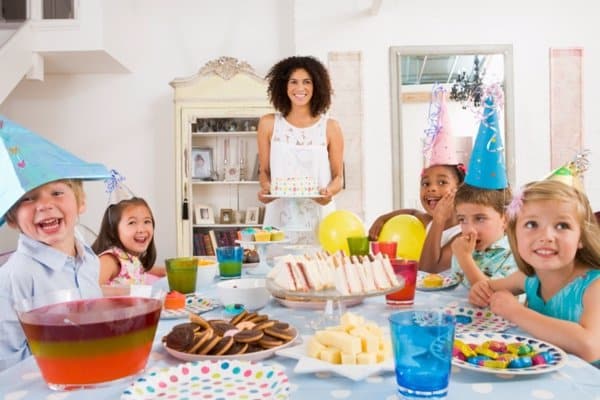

[170,57,272,256]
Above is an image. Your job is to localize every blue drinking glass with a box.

[389,310,456,399]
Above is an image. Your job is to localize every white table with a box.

[1,280,599,399]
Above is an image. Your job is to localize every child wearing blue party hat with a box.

[0,116,111,370]
[450,94,518,287]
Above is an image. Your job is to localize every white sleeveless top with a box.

[263,113,336,243]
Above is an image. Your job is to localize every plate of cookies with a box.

[162,310,299,362]
[416,271,462,291]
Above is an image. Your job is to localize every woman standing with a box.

[257,56,344,243]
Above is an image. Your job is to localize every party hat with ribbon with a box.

[105,170,136,205]
[0,115,111,226]
[423,86,459,167]
[464,95,508,189]
[544,150,589,192]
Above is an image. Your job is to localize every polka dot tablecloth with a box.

[121,360,289,400]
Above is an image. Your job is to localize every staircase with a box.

[0,21,33,105]
[0,0,130,106]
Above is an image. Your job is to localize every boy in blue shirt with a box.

[0,116,110,370]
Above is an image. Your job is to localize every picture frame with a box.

[219,208,235,224]
[191,147,213,179]
[194,204,214,225]
[245,206,260,224]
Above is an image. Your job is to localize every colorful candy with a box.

[453,339,554,370]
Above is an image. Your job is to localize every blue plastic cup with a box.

[389,310,456,399]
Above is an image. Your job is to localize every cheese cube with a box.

[315,330,362,355]
[306,336,327,359]
[349,327,370,338]
[365,322,384,337]
[357,352,377,365]
[341,352,356,365]
[325,325,347,332]
[319,347,341,364]
[361,335,379,354]
[376,350,389,363]
[340,312,364,329]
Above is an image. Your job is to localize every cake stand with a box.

[266,277,406,330]
[235,239,289,276]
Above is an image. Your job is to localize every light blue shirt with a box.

[0,233,102,371]
[451,235,517,288]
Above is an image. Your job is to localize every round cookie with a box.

[210,336,234,356]
[209,321,236,336]
[234,329,264,343]
[189,314,211,330]
[198,334,221,355]
[259,335,284,348]
[230,309,249,325]
[264,326,295,341]
[226,341,249,355]
[164,327,194,352]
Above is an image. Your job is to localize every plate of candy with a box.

[160,294,219,319]
[451,331,567,375]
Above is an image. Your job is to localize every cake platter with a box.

[235,239,289,276]
[266,277,404,329]
[263,194,325,199]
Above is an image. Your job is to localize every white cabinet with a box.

[170,57,272,256]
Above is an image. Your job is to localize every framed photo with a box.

[191,147,213,179]
[194,204,214,224]
[245,206,260,224]
[219,208,234,224]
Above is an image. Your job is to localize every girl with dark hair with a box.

[92,197,164,285]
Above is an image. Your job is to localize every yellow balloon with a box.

[318,210,365,254]
[378,215,426,260]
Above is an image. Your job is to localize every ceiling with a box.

[401,54,501,86]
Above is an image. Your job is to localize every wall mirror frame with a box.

[389,44,515,209]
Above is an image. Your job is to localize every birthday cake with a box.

[271,176,319,197]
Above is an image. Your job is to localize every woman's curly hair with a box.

[266,56,332,117]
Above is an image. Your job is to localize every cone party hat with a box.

[0,115,110,226]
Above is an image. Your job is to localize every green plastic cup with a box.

[165,257,198,294]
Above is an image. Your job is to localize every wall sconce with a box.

[450,56,483,108]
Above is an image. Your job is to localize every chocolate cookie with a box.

[165,327,194,352]
[230,309,248,325]
[253,319,276,331]
[248,314,269,324]
[188,328,214,354]
[258,334,284,348]
[264,326,295,341]
[211,336,234,356]
[225,341,249,355]
[234,329,264,343]
[189,314,211,329]
[209,321,236,337]
[198,334,221,355]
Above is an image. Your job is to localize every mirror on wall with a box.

[389,45,515,209]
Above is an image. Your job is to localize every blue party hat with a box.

[464,96,508,189]
[0,115,111,226]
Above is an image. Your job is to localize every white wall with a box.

[293,0,600,225]
[2,0,600,261]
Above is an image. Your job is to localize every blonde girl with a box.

[470,180,600,366]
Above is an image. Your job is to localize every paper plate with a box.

[121,359,290,399]
[276,335,394,381]
[416,271,461,291]
[451,331,567,375]
[160,294,219,319]
[443,304,512,332]
[163,331,299,362]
